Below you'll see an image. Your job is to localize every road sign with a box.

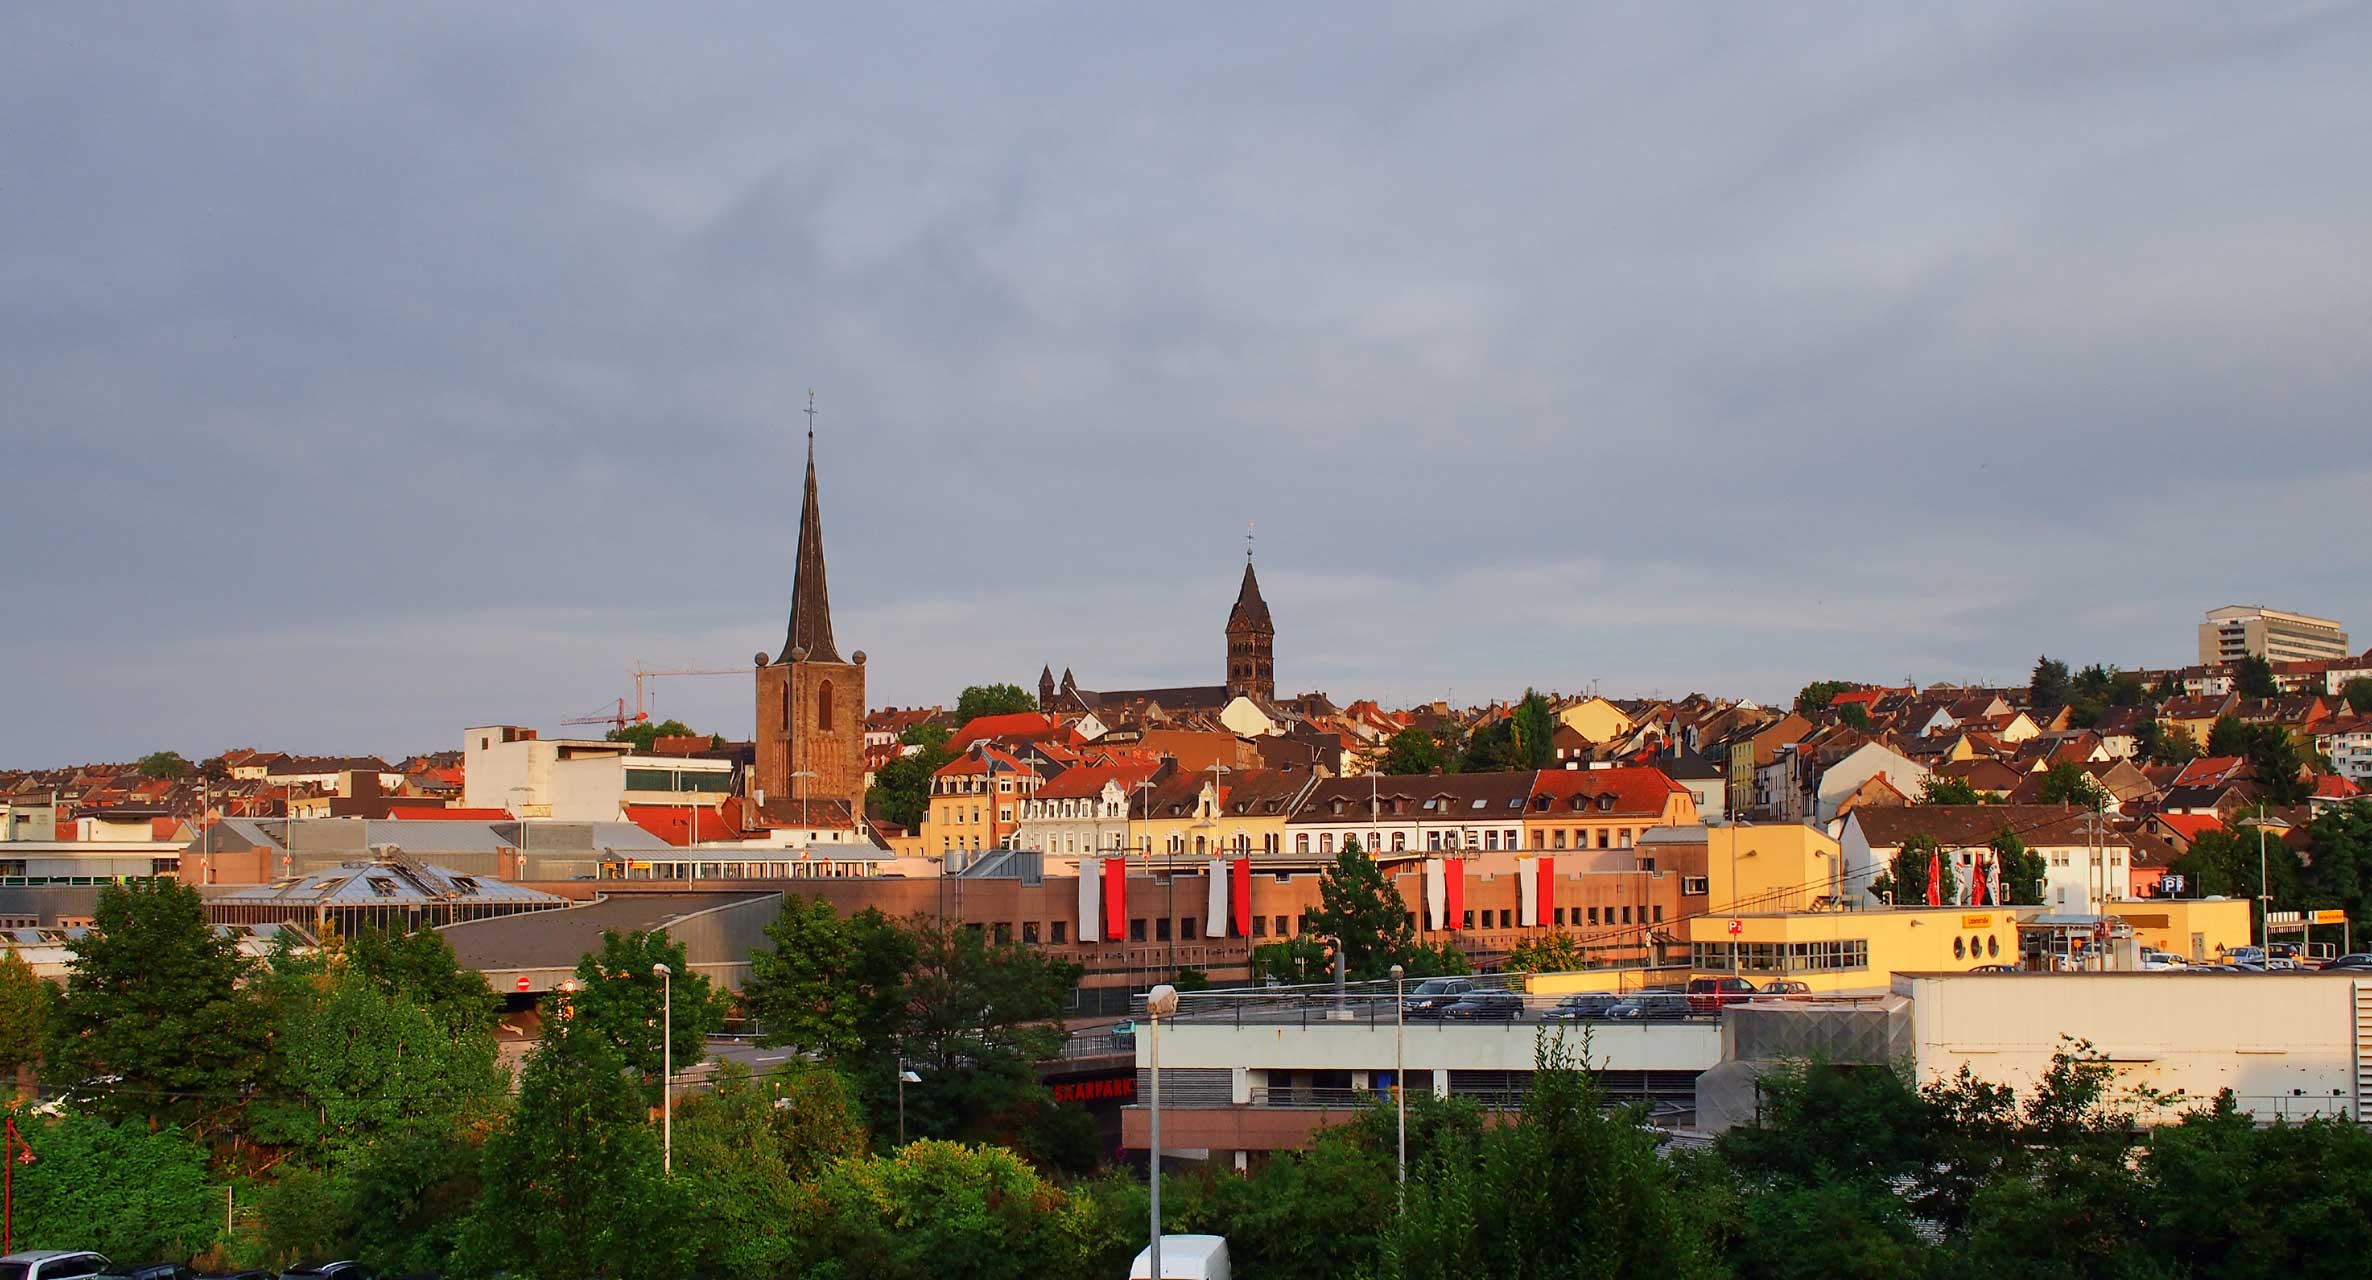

[1727,918,1742,936]
[515,976,531,992]
[2315,909,2349,925]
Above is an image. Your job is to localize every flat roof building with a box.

[2200,605,2349,665]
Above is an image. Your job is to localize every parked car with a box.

[1685,976,1758,1013]
[1546,992,1622,1021]
[1968,963,2018,974]
[1437,992,1525,1021]
[2,1255,113,1280]
[2264,955,2300,971]
[2138,949,2188,971]
[2323,953,2372,970]
[1758,979,1810,996]
[1604,994,1693,1022]
[278,1265,374,1280]
[2227,946,2268,966]
[1402,977,1475,1019]
[96,1267,198,1280]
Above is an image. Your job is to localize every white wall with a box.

[1816,743,1930,823]
[1906,972,2362,1124]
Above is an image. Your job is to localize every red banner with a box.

[1104,860,1128,940]
[1230,858,1252,937]
[1537,856,1555,925]
[1446,857,1466,930]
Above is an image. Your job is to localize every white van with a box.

[1128,1234,1231,1280]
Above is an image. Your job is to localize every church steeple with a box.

[779,425,840,665]
[1225,544,1275,701]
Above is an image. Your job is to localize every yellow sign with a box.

[1961,914,1993,929]
[2314,909,2349,925]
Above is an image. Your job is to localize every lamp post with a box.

[2239,810,2292,953]
[1145,983,1180,1280]
[508,786,532,876]
[1389,961,1406,1201]
[652,962,673,1173]
[790,769,819,833]
[897,1062,921,1144]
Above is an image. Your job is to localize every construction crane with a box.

[560,699,637,734]
[631,663,747,722]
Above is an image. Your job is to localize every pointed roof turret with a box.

[778,430,840,664]
[1228,558,1273,634]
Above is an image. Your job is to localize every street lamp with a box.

[1145,982,1181,1280]
[2239,810,2293,953]
[897,1062,922,1145]
[652,962,673,1173]
[1389,962,1406,1201]
[790,769,819,833]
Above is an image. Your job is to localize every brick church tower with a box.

[753,430,865,823]
[1225,552,1275,702]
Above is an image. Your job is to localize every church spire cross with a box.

[780,397,840,664]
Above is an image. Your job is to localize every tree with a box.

[2030,655,2072,712]
[459,1028,691,1280]
[672,1060,807,1280]
[1869,834,1953,905]
[1456,718,1522,772]
[1,1113,220,1261]
[792,1140,1103,1280]
[1383,1038,1718,1278]
[1794,680,1856,716]
[2206,716,2310,804]
[868,738,952,830]
[569,928,727,1101]
[2232,655,2279,699]
[745,897,915,1074]
[1837,702,1873,731]
[1302,838,1414,981]
[1250,936,1330,985]
[897,913,1081,1146]
[1919,774,1983,806]
[2295,799,2372,936]
[46,879,263,1128]
[900,720,952,752]
[2140,716,2200,766]
[1503,932,1586,974]
[1379,728,1446,776]
[2341,677,2372,715]
[136,749,191,779]
[1989,828,2048,907]
[2035,761,2108,809]
[606,717,696,751]
[955,683,1039,722]
[0,947,52,1083]
[1509,689,1556,770]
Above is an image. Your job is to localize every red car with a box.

[1686,976,1758,1013]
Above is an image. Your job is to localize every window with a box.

[1129,918,1147,942]
[1620,905,1632,925]
[1253,914,1268,937]
[1498,909,1512,928]
[1531,829,1545,850]
[1427,831,1441,851]
[993,922,1010,944]
[1156,917,1172,941]
[1321,833,1334,855]
[1652,905,1663,923]
[782,684,791,731]
[1682,876,1709,895]
[817,680,834,730]
[1296,833,1310,854]
[1051,920,1068,944]
[1182,916,1196,937]
[1588,906,1599,926]
[1554,907,1566,925]
[1392,832,1406,851]
[1461,910,1474,929]
[1276,914,1290,935]
[1484,830,1499,851]
[1023,921,1040,945]
[1597,830,1610,849]
[1552,830,1567,851]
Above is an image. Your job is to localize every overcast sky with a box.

[6,3,2370,767]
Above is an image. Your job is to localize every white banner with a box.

[1518,857,1540,926]
[1424,858,1447,930]
[1206,858,1228,936]
[1078,857,1102,942]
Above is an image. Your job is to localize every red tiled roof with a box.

[2173,757,2246,789]
[2154,813,2225,842]
[947,712,1065,751]
[623,804,746,847]
[1033,759,1166,802]
[1523,766,1689,817]
[2314,774,2361,800]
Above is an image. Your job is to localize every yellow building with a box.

[1518,767,1700,862]
[1689,906,2022,993]
[1557,696,1637,746]
[2110,897,2252,961]
[1705,823,1845,913]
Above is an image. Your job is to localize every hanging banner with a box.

[1103,859,1128,941]
[1538,856,1556,926]
[1078,857,1102,942]
[1446,857,1466,930]
[1518,857,1540,926]
[1231,858,1253,937]
[1425,858,1447,930]
[1205,858,1228,937]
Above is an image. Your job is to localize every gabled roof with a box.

[1524,766,1689,817]
[1227,558,1273,633]
[1031,759,1166,802]
[946,712,1066,752]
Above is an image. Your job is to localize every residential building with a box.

[2199,605,2350,665]
[1517,766,1701,865]
[927,743,1042,862]
[1840,806,2130,916]
[1015,759,1171,858]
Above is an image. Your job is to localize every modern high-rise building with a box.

[2197,605,2349,665]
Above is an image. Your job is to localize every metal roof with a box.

[214,860,566,907]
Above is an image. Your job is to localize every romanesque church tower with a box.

[753,432,866,821]
[1225,553,1275,702]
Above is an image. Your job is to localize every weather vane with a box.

[805,389,817,441]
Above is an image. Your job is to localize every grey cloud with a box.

[4,2,2370,763]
